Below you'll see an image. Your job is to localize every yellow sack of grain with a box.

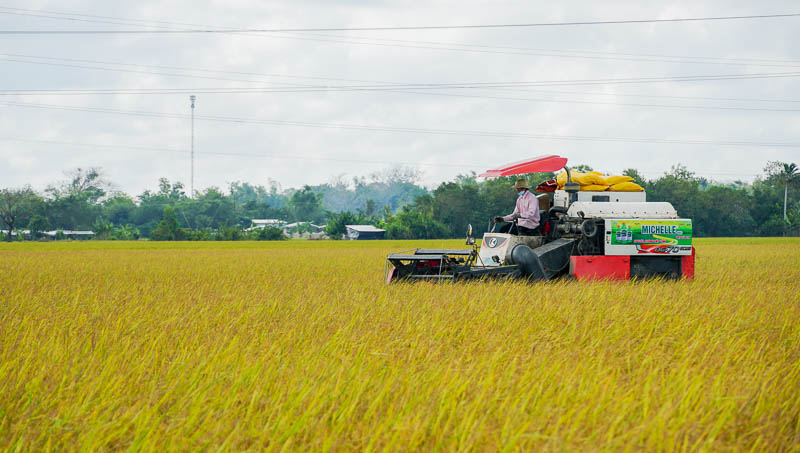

[587,171,608,184]
[580,184,610,191]
[557,170,604,186]
[557,171,633,188]
[608,181,644,192]
[581,172,607,185]
[557,171,580,186]
[605,175,634,185]
[555,171,569,188]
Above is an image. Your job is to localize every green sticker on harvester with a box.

[610,219,692,254]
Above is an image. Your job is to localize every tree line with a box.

[353,162,798,240]
[1,162,798,241]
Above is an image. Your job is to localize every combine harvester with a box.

[385,155,695,283]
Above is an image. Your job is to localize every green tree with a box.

[215,225,243,241]
[45,168,110,230]
[431,182,484,237]
[696,186,756,236]
[570,164,595,173]
[384,209,448,239]
[326,211,360,239]
[0,187,40,241]
[622,168,647,186]
[186,228,214,241]
[290,185,327,223]
[28,214,50,239]
[752,162,799,236]
[92,218,114,240]
[188,188,234,229]
[788,206,800,234]
[228,181,287,225]
[364,199,378,217]
[310,166,426,214]
[644,165,709,233]
[251,226,286,241]
[102,194,136,226]
[134,178,188,236]
[110,224,140,240]
[150,206,185,241]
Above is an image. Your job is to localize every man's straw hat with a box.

[513,178,530,190]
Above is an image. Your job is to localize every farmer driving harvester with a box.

[493,178,540,235]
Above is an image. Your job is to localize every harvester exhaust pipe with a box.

[563,166,580,205]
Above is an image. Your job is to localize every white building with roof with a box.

[345,225,386,240]
[246,219,285,232]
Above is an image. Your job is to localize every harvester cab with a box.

[385,155,695,283]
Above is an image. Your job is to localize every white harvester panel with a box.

[603,218,693,256]
[478,233,543,266]
[554,190,645,208]
[567,202,678,219]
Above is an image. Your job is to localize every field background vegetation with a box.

[1,238,799,451]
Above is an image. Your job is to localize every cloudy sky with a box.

[1,1,799,195]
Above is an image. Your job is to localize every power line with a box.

[280,31,800,67]
[4,58,800,112]
[2,71,800,97]
[4,53,800,105]
[4,8,800,67]
[0,137,764,178]
[0,53,394,85]
[481,85,800,104]
[0,57,320,87]
[397,89,800,112]
[249,31,800,69]
[5,6,800,71]
[3,100,798,148]
[0,137,483,169]
[2,12,800,34]
[4,7,800,71]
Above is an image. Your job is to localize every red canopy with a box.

[479,155,568,177]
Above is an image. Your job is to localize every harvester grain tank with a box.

[385,155,695,282]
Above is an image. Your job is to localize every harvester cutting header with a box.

[385,155,695,283]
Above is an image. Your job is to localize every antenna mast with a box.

[190,95,196,198]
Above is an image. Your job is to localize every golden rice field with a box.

[1,238,799,451]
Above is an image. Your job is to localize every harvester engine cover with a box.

[478,234,543,266]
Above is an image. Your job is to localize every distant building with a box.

[250,219,285,228]
[10,230,95,240]
[282,222,326,234]
[45,230,95,239]
[345,225,385,240]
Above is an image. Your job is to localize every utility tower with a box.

[190,95,196,198]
